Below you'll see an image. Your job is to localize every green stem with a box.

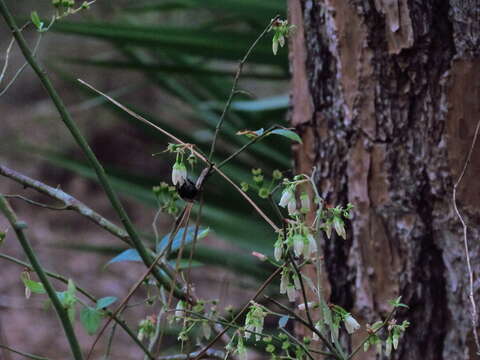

[208,16,279,161]
[216,126,277,169]
[0,344,49,360]
[0,0,189,303]
[0,253,155,359]
[0,196,83,360]
[347,309,396,360]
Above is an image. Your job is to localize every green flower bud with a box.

[258,187,269,199]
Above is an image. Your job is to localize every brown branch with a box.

[0,164,130,244]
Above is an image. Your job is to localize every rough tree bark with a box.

[288,1,480,359]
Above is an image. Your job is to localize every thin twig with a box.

[4,194,69,210]
[280,328,315,360]
[0,344,49,360]
[208,16,280,160]
[0,164,130,243]
[0,33,42,97]
[288,252,315,328]
[104,322,117,360]
[216,125,278,169]
[452,117,480,355]
[0,37,14,84]
[0,196,83,360]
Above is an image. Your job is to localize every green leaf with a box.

[22,278,46,294]
[270,129,302,143]
[80,307,102,335]
[231,94,289,112]
[67,279,76,297]
[96,296,118,310]
[30,11,43,30]
[51,21,284,65]
[278,315,289,328]
[106,248,142,265]
[156,226,210,253]
[0,230,5,247]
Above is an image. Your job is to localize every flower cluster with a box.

[269,19,295,55]
[153,182,181,215]
[166,143,197,188]
[241,168,282,199]
[244,302,268,341]
[137,314,156,342]
[279,267,301,302]
[274,221,317,262]
[331,305,361,337]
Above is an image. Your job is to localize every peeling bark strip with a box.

[289,0,480,359]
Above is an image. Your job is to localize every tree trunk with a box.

[288,1,480,359]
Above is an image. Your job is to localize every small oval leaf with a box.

[270,129,302,143]
[278,315,289,328]
[106,249,142,266]
[96,296,118,310]
[80,307,102,335]
[156,226,209,254]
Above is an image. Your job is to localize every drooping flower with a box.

[286,284,297,302]
[279,187,294,207]
[274,237,283,262]
[312,322,321,341]
[292,233,305,257]
[287,199,298,216]
[343,314,361,334]
[175,300,185,318]
[333,217,346,239]
[171,161,187,186]
[306,233,317,257]
[244,302,267,341]
[292,273,301,290]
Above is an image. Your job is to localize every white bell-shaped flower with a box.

[274,237,283,262]
[171,161,187,186]
[293,234,304,257]
[307,233,317,256]
[286,284,297,302]
[279,187,293,207]
[344,314,360,334]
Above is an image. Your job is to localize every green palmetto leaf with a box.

[51,21,285,66]
[125,0,285,20]
[63,58,286,80]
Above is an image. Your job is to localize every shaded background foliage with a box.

[0,0,291,358]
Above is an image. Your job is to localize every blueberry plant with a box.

[0,1,408,359]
